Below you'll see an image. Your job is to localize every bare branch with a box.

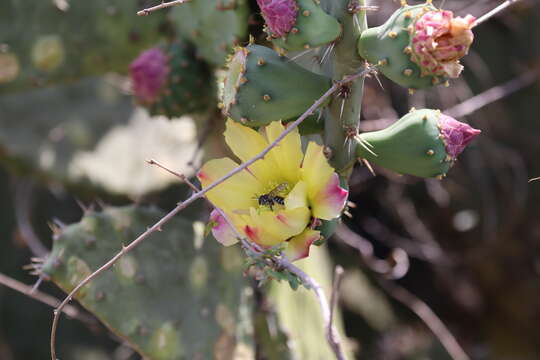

[137,0,191,16]
[51,66,374,360]
[377,278,470,360]
[473,0,524,28]
[0,272,92,324]
[445,69,538,119]
[327,266,346,360]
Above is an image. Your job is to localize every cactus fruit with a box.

[129,41,214,118]
[221,44,332,127]
[356,109,480,178]
[40,206,254,360]
[358,2,475,89]
[258,0,342,52]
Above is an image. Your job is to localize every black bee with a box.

[257,183,287,210]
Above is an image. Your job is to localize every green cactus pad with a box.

[357,3,444,90]
[268,0,342,52]
[0,0,165,93]
[222,44,332,127]
[133,41,215,118]
[170,0,249,67]
[41,206,254,359]
[356,109,453,178]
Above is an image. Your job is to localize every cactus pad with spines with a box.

[259,0,342,52]
[40,206,254,360]
[130,41,214,118]
[356,109,480,178]
[171,0,249,67]
[221,44,332,127]
[358,3,442,89]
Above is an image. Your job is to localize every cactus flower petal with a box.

[285,229,321,262]
[257,0,298,37]
[224,120,278,185]
[197,158,262,212]
[249,207,311,246]
[302,142,348,220]
[199,120,348,259]
[265,121,303,185]
[209,210,239,246]
[438,114,481,159]
[412,11,475,78]
[310,173,349,220]
[129,48,169,104]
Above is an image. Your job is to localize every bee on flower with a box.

[197,119,348,261]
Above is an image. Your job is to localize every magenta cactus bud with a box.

[257,0,298,38]
[438,114,481,159]
[412,11,476,78]
[129,47,170,104]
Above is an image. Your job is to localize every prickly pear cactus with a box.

[356,109,481,178]
[221,44,331,126]
[40,206,255,360]
[0,0,166,93]
[170,0,249,67]
[130,40,215,118]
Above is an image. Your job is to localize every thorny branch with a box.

[148,158,348,360]
[50,67,374,360]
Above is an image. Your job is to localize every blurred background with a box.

[1,0,540,359]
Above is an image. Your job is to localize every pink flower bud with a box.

[129,48,169,104]
[412,11,475,78]
[438,114,481,159]
[257,0,298,37]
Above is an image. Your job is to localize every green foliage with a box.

[41,206,254,360]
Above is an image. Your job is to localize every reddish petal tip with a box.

[438,114,481,158]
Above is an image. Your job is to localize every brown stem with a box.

[136,0,191,16]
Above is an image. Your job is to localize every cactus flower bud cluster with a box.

[129,48,169,105]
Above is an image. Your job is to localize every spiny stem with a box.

[136,0,191,16]
[50,67,373,360]
[473,0,523,27]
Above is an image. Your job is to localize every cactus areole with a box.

[356,109,480,178]
[358,3,475,89]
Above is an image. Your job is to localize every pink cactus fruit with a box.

[129,48,170,105]
[257,0,298,37]
[412,10,476,78]
[438,114,481,159]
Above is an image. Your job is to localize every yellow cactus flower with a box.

[198,119,348,261]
